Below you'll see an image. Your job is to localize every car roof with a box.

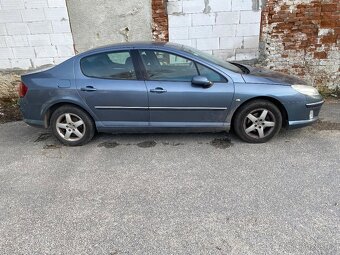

[78,41,184,56]
[74,41,245,83]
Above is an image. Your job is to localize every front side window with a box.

[197,63,227,83]
[139,50,198,81]
[80,51,136,80]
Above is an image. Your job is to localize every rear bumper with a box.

[19,98,45,128]
[23,118,45,128]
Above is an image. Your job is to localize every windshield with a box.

[177,45,243,74]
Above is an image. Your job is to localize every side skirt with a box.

[95,122,231,133]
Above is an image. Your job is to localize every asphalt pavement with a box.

[0,102,339,254]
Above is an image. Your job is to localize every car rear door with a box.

[75,50,149,127]
[138,49,234,128]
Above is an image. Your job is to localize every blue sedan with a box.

[19,42,324,146]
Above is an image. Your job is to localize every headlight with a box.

[291,85,319,96]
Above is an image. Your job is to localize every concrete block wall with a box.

[0,0,74,70]
[167,0,262,61]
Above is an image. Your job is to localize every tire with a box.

[233,100,282,143]
[50,105,95,146]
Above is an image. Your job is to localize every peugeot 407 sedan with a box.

[19,42,324,146]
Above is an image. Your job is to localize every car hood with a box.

[241,66,308,85]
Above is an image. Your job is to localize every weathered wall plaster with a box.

[66,0,153,53]
[260,0,339,89]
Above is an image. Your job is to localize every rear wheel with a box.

[50,105,95,146]
[233,100,282,143]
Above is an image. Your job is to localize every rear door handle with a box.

[81,86,97,92]
[150,87,167,93]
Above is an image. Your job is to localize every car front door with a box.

[76,50,149,127]
[139,49,234,128]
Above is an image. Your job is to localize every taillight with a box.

[18,82,28,98]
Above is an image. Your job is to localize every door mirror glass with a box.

[192,76,213,88]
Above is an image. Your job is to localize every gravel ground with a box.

[0,102,339,254]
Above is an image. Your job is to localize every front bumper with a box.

[289,117,319,128]
[288,100,324,129]
[305,100,324,108]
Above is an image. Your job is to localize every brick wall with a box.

[0,0,74,70]
[260,0,340,89]
[152,0,168,41]
[167,0,262,61]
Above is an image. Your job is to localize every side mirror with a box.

[192,76,213,88]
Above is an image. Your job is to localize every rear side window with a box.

[80,51,136,80]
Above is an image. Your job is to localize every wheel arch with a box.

[231,96,289,129]
[43,101,96,129]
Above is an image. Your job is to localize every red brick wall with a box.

[152,0,169,41]
[260,0,339,89]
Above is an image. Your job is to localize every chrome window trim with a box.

[95,106,147,109]
[150,107,227,110]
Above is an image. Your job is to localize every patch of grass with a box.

[0,97,22,124]
[318,86,339,99]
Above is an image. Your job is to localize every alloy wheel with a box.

[243,108,276,139]
[55,113,86,142]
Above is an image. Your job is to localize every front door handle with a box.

[81,86,97,92]
[150,87,167,93]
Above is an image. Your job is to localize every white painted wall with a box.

[0,0,74,69]
[167,0,262,61]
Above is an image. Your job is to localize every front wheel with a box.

[233,100,282,143]
[50,105,95,146]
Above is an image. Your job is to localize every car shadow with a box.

[31,125,312,150]
[93,131,236,148]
